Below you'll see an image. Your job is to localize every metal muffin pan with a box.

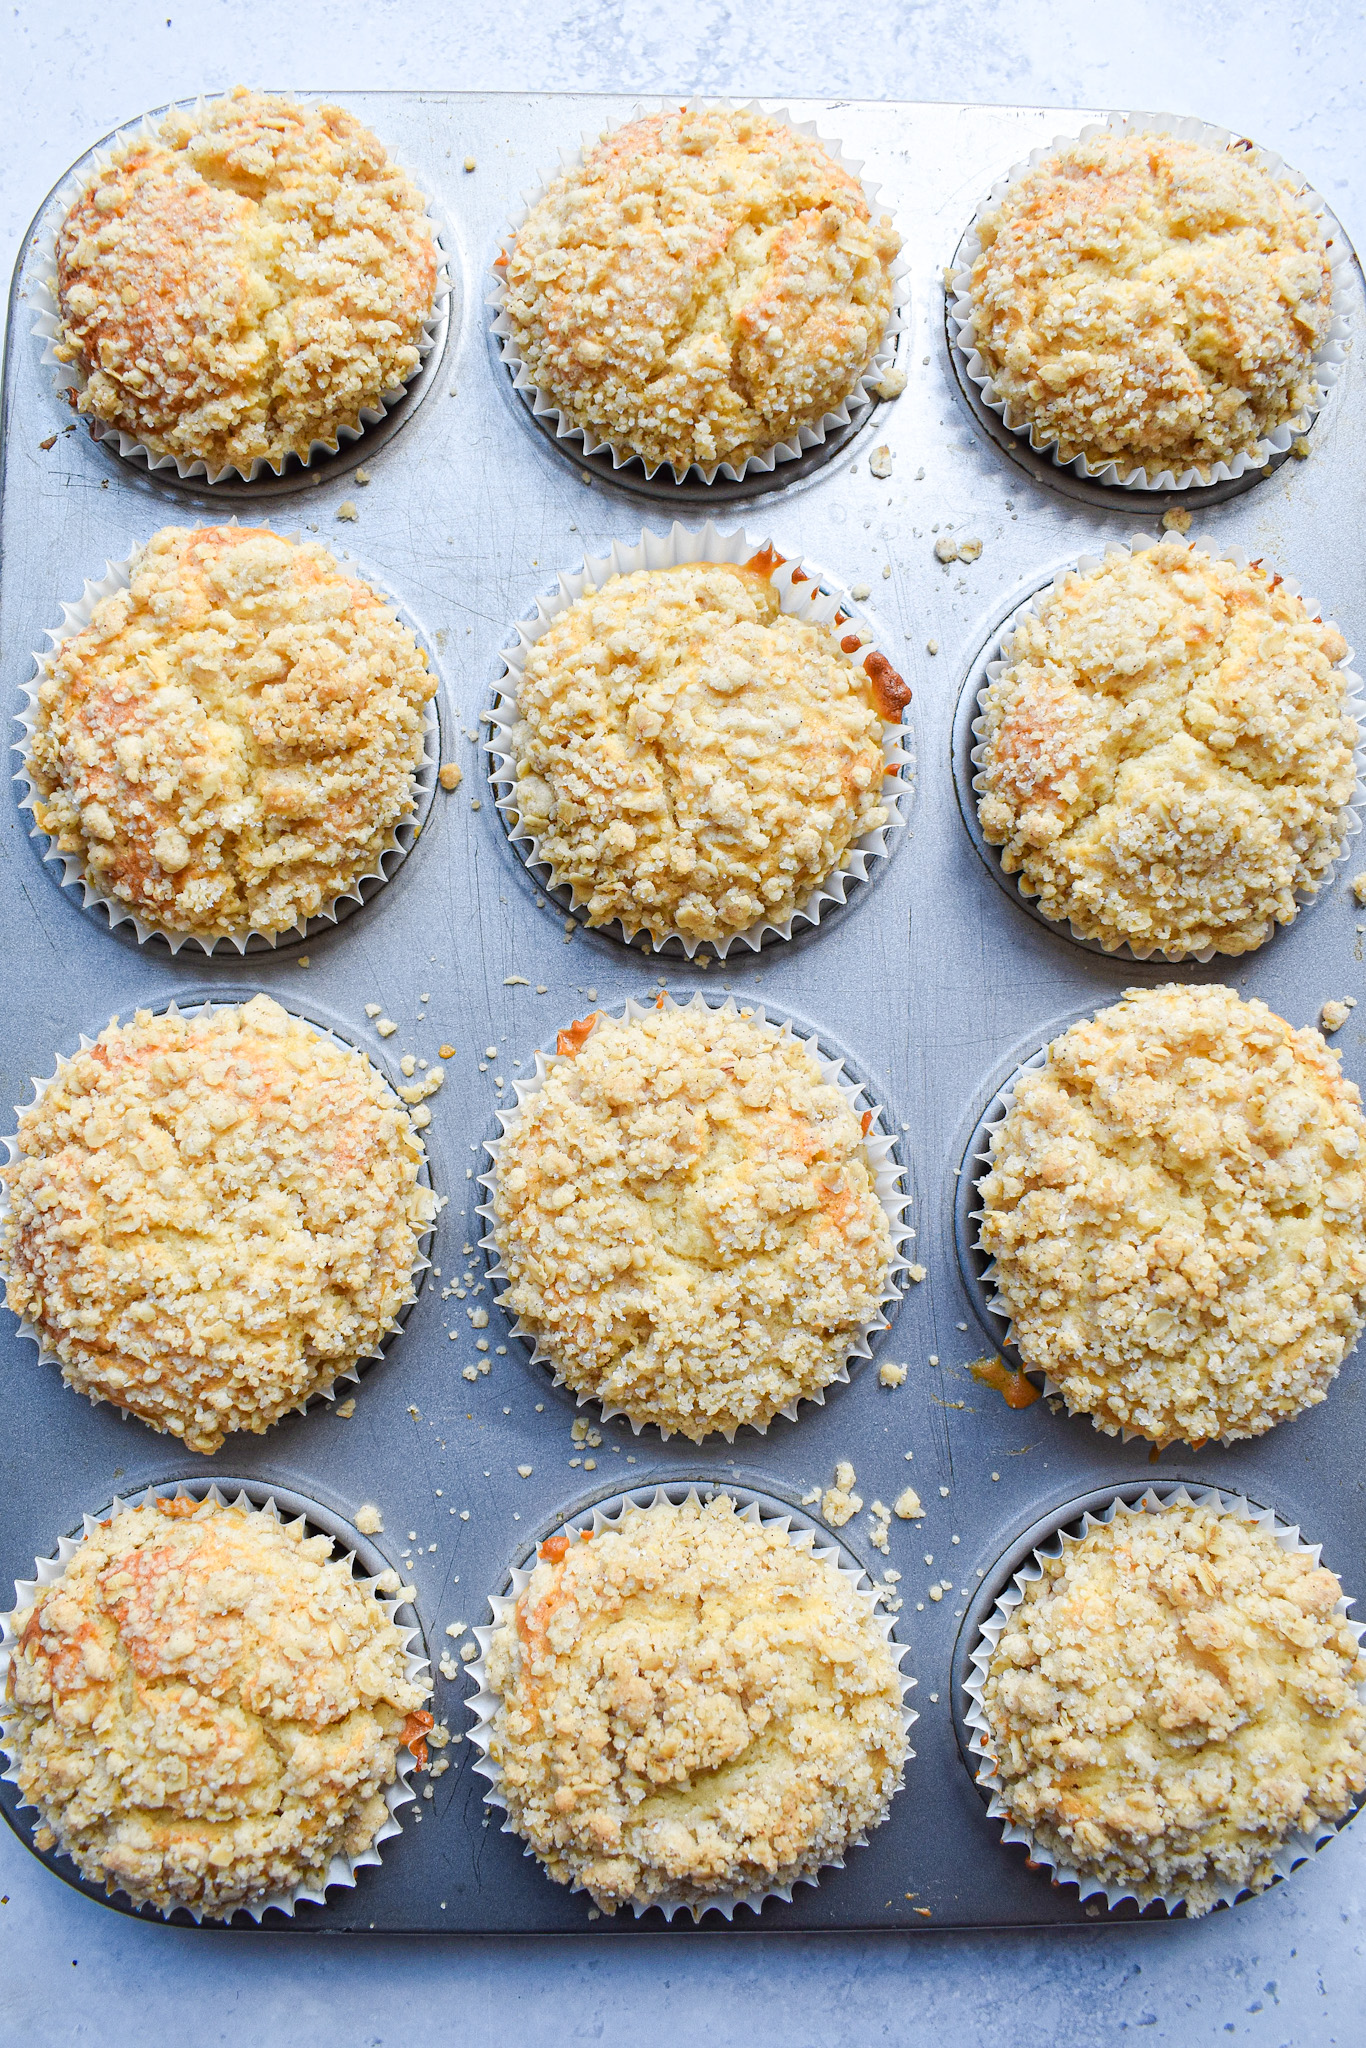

[1,92,1363,1937]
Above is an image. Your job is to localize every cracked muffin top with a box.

[501,107,900,475]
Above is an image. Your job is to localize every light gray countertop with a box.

[1,1,1363,2039]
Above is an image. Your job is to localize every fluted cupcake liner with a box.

[13,525,440,955]
[465,1478,917,1923]
[953,534,1363,964]
[0,1480,431,1924]
[485,521,914,958]
[489,98,908,487]
[30,96,452,485]
[961,1483,1366,1915]
[0,997,435,1435]
[475,990,915,1438]
[946,113,1354,491]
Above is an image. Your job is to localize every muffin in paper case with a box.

[0,1480,432,1924]
[485,522,914,958]
[13,527,440,955]
[953,534,1364,964]
[30,95,452,485]
[476,990,915,1438]
[489,99,908,487]
[945,113,1354,492]
[0,996,436,1438]
[961,1484,1366,1917]
[464,1480,918,1922]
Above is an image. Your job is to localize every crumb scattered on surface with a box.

[878,1361,907,1388]
[934,537,958,564]
[893,1488,923,1520]
[869,445,893,478]
[439,763,463,791]
[335,501,358,522]
[1161,508,1192,535]
[1321,999,1354,1033]
[874,366,906,400]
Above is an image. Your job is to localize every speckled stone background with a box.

[1,2,1362,2041]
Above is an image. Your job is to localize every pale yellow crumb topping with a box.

[3,1497,429,1916]
[485,1495,906,1912]
[978,985,1366,1446]
[967,134,1332,473]
[503,108,900,474]
[980,1504,1366,1915]
[2,996,434,1453]
[492,1004,893,1438]
[55,87,437,473]
[28,525,435,940]
[975,545,1355,958]
[511,562,896,945]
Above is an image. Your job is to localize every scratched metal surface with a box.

[1,93,1363,1937]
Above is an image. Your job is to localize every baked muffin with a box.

[978,985,1366,1446]
[974,544,1356,957]
[53,87,437,475]
[509,559,908,947]
[483,1493,907,1914]
[965,133,1333,474]
[27,525,435,943]
[2,1495,430,1917]
[977,1501,1366,1915]
[492,1002,894,1437]
[2,996,434,1452]
[501,107,900,476]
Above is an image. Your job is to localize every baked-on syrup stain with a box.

[969,1355,1041,1410]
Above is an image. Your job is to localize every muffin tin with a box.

[1,91,1363,1935]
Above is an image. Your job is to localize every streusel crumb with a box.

[980,1503,1366,1915]
[511,561,900,945]
[485,1494,906,1912]
[2,996,434,1452]
[55,87,437,474]
[967,134,1332,473]
[975,544,1354,957]
[502,108,899,475]
[978,985,1366,1445]
[492,1003,893,1437]
[28,525,434,940]
[3,1496,429,1916]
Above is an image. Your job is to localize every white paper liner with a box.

[31,95,452,484]
[962,534,1364,963]
[13,525,440,955]
[946,113,1354,491]
[489,98,908,486]
[486,522,914,957]
[475,991,914,1438]
[0,1481,432,1923]
[962,1484,1366,1916]
[465,1480,917,1922]
[964,1018,1360,1448]
[0,998,435,1438]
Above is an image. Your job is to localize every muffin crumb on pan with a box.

[499,106,900,477]
[977,984,1366,1447]
[25,524,436,945]
[974,543,1357,959]
[975,1499,1366,1915]
[963,131,1333,477]
[480,1493,908,1915]
[1,996,434,1453]
[490,1001,895,1439]
[508,558,904,948]
[52,87,438,476]
[2,1493,430,1918]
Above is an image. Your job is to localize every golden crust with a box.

[980,1503,1366,1915]
[492,1003,893,1439]
[28,525,435,941]
[975,544,1356,958]
[485,1494,906,1912]
[4,1497,429,1916]
[503,108,900,474]
[2,997,434,1453]
[55,87,437,473]
[978,985,1366,1446]
[967,134,1333,473]
[511,562,892,945]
